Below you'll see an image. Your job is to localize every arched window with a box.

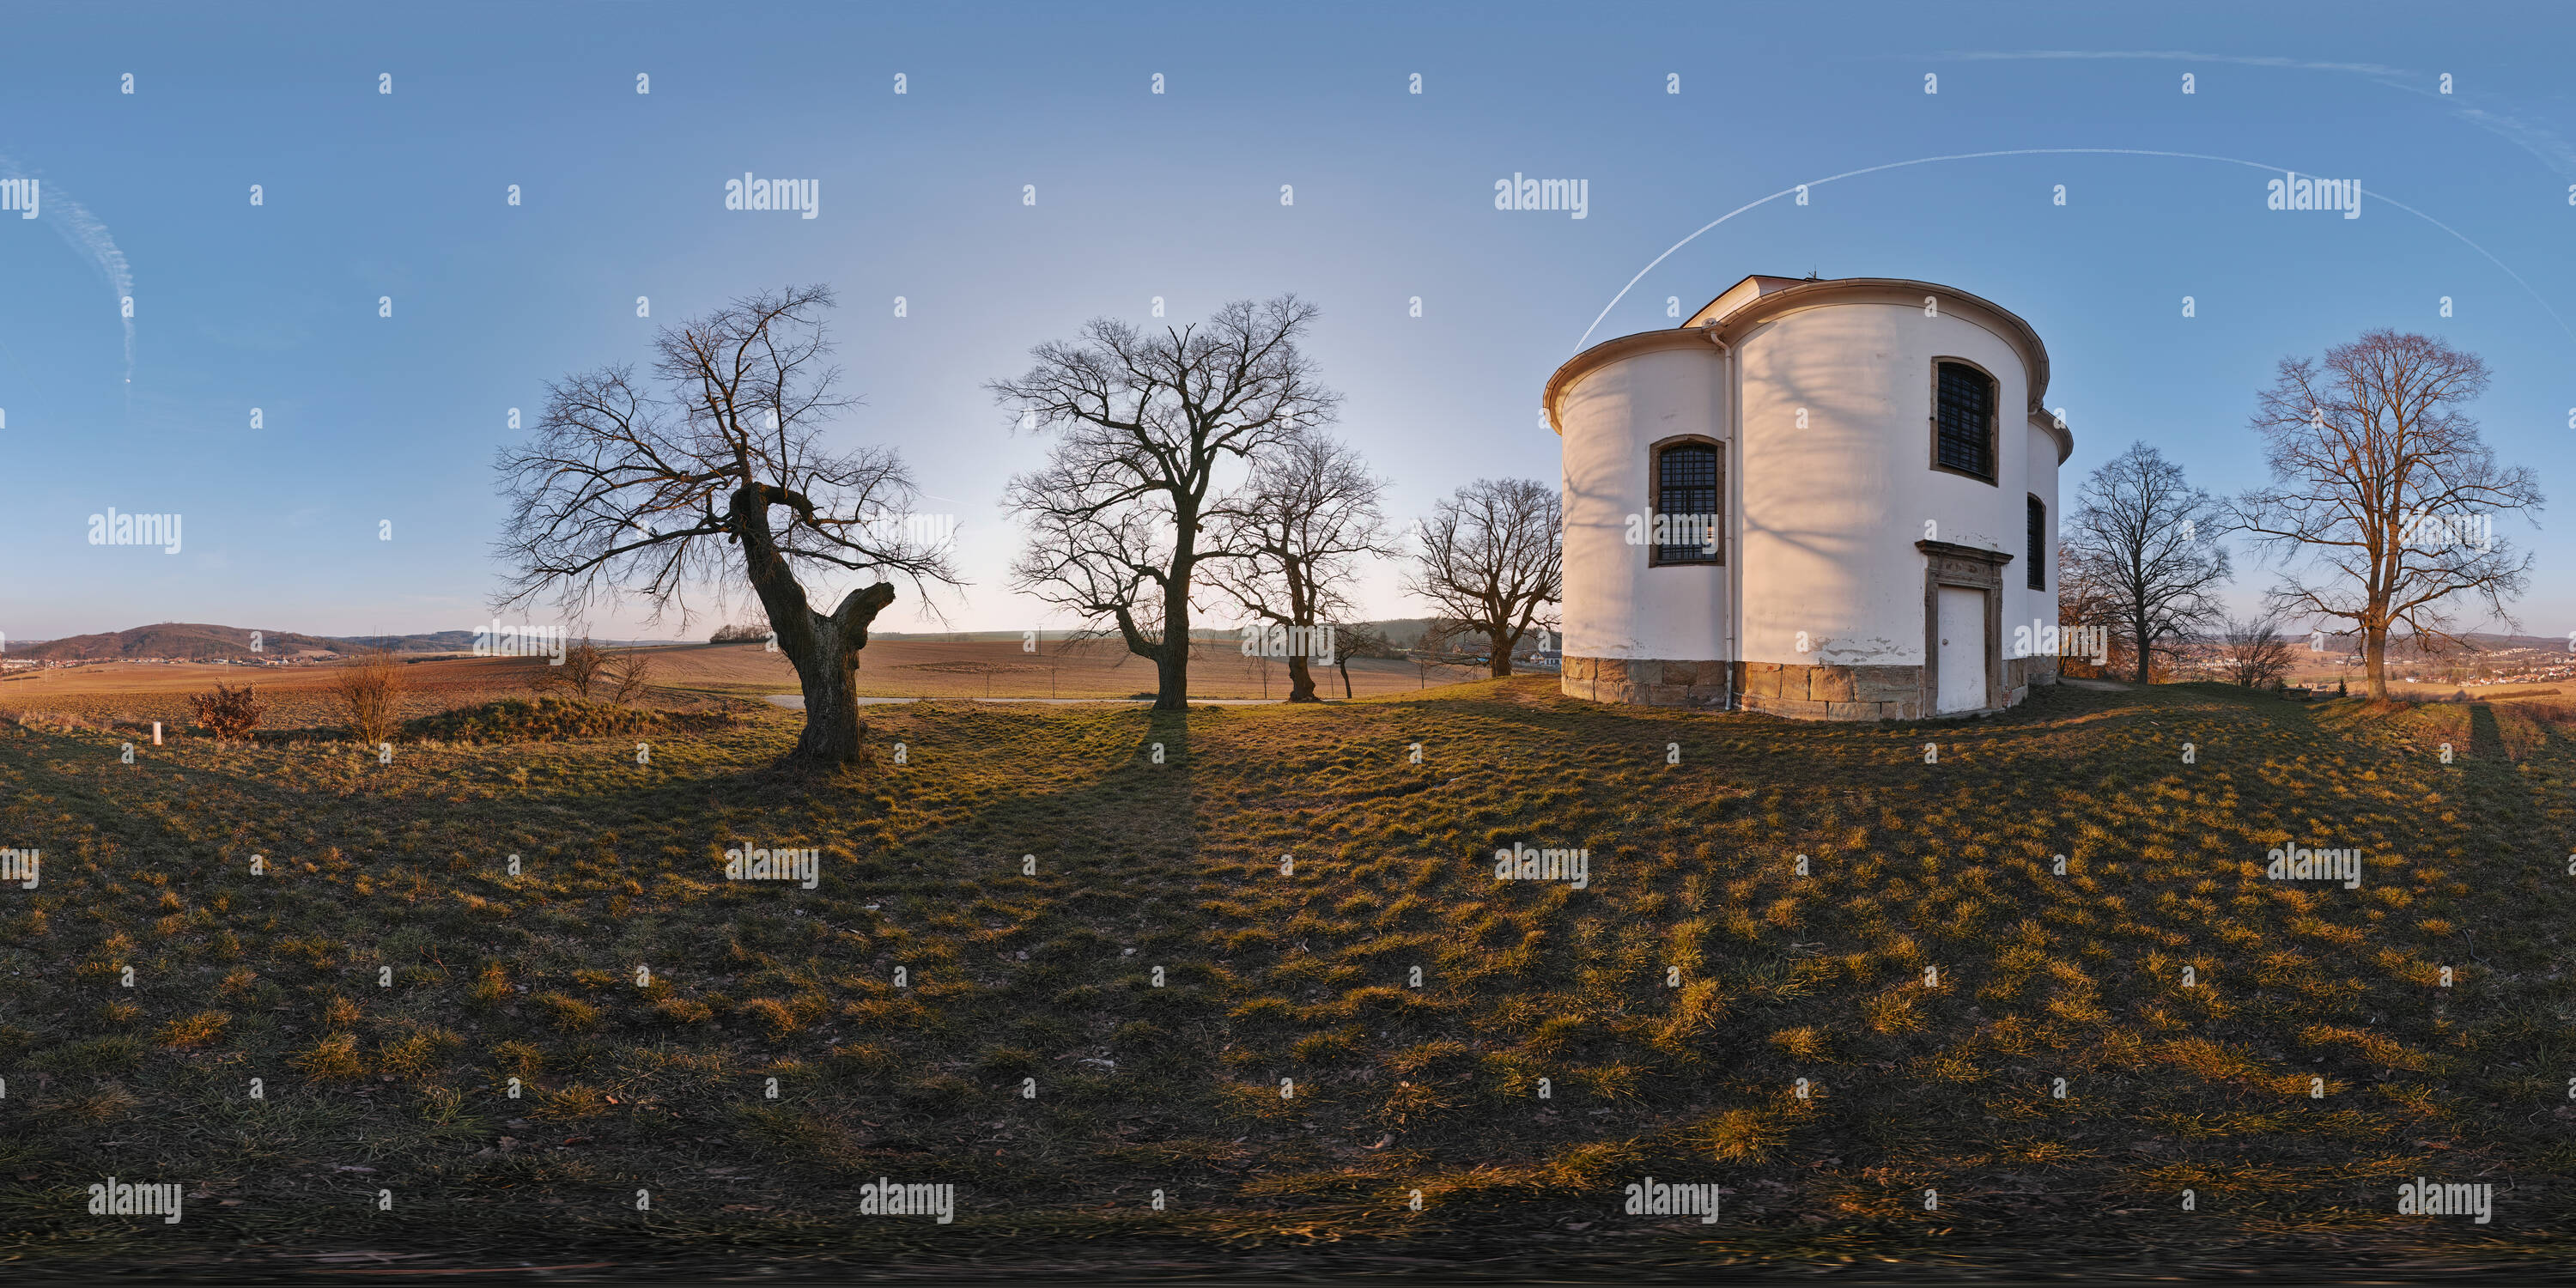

[1651,439,1722,565]
[2026,494,2047,590]
[1932,361,1996,482]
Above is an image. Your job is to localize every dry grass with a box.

[0,678,2569,1273]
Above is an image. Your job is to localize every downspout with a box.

[1704,324,1740,710]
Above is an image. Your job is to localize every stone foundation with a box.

[1558,656,1731,708]
[1564,655,2058,720]
[1738,660,1924,720]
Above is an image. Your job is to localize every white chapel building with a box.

[1546,275,2071,719]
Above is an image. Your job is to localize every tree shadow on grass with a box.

[2467,702,2509,762]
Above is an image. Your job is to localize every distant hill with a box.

[4,623,680,662]
[9,623,352,661]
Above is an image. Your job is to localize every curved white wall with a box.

[2014,415,2063,659]
[1736,301,2034,667]
[1557,343,1729,662]
[1558,294,2057,673]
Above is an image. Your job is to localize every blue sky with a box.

[5,1,2572,643]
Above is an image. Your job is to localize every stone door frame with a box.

[1915,539,2014,715]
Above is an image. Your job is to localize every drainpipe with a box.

[1704,324,1739,710]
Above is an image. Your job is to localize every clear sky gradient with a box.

[5,1,2571,644]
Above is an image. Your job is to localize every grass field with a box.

[1,677,2571,1277]
[0,640,1488,732]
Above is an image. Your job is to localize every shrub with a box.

[333,648,407,744]
[711,623,770,644]
[187,683,268,744]
[532,639,608,700]
[604,648,656,706]
[2217,617,2293,690]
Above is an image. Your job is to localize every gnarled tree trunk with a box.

[779,583,895,762]
[736,485,899,764]
[1285,652,1319,702]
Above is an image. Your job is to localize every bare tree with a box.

[2229,330,2543,700]
[605,648,657,706]
[1333,621,1397,699]
[1208,433,1394,702]
[493,286,955,764]
[2216,616,2294,690]
[2052,525,2120,680]
[1406,478,1561,677]
[2065,442,2232,684]
[1411,618,1462,690]
[995,296,1340,711]
[532,637,610,701]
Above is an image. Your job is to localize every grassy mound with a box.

[403,694,738,743]
[0,678,2571,1274]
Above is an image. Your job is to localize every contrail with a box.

[1574,149,2576,356]
[1937,50,2411,77]
[0,156,136,383]
[1925,52,2576,179]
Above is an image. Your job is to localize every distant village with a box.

[2172,640,2575,691]
[0,651,344,673]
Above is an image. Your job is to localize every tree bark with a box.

[1154,519,1196,710]
[1153,622,1189,710]
[2363,629,2388,700]
[1489,629,1514,678]
[1285,653,1319,702]
[779,582,896,762]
